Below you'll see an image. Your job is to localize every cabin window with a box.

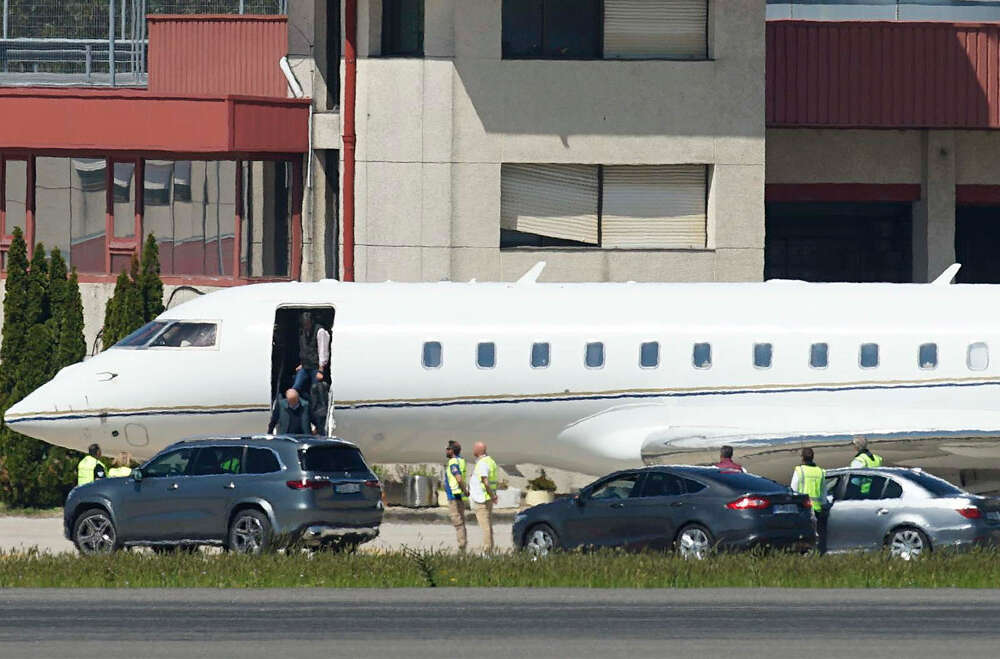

[919,343,938,369]
[423,341,442,368]
[531,342,550,368]
[114,321,168,348]
[693,342,711,369]
[640,341,659,368]
[968,342,989,371]
[149,322,217,348]
[753,343,772,369]
[860,343,879,369]
[585,342,605,368]
[477,342,496,368]
[810,343,828,369]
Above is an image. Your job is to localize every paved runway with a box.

[1,588,998,658]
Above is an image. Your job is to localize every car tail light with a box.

[726,496,771,510]
[957,507,983,519]
[364,480,381,488]
[286,479,332,490]
[802,498,812,509]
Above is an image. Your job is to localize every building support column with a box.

[913,130,956,282]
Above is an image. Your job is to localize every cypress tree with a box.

[139,234,165,322]
[55,269,87,368]
[0,228,29,409]
[24,244,49,330]
[118,254,145,340]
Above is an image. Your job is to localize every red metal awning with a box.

[0,88,309,156]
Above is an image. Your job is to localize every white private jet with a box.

[7,262,1000,491]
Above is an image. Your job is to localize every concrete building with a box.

[6,1,1000,346]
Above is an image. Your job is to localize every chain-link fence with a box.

[1,0,287,85]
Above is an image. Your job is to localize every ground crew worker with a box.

[444,440,469,552]
[108,451,133,478]
[470,441,499,553]
[77,444,106,486]
[848,436,884,496]
[791,447,827,554]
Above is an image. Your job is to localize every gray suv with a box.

[64,435,383,554]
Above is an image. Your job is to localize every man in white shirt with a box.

[469,442,499,553]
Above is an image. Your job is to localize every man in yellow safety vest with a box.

[848,436,884,496]
[470,441,499,553]
[77,444,107,486]
[444,441,469,552]
[791,447,827,554]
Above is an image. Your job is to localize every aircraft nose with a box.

[4,366,91,450]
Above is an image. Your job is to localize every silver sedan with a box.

[823,467,1000,559]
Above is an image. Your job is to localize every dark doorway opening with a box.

[271,306,336,411]
[765,202,913,282]
[956,205,1000,283]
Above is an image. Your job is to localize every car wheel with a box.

[524,524,559,558]
[887,526,930,561]
[675,524,714,560]
[228,510,272,555]
[73,509,119,555]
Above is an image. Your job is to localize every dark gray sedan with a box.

[64,435,383,554]
[824,467,1000,559]
[513,466,816,558]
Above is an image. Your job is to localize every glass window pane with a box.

[968,342,989,371]
[860,343,879,368]
[143,160,176,275]
[423,341,442,368]
[34,157,72,264]
[244,160,291,277]
[382,0,424,56]
[4,159,27,235]
[502,0,543,57]
[143,448,194,478]
[531,342,550,368]
[204,161,237,277]
[114,321,168,348]
[149,322,217,348]
[754,342,772,368]
[113,162,135,238]
[70,158,106,273]
[585,342,604,368]
[640,341,659,368]
[693,342,711,369]
[810,343,828,368]
[639,472,683,497]
[883,479,903,499]
[543,0,600,58]
[590,474,640,499]
[477,342,496,368]
[190,446,243,476]
[245,448,281,474]
[919,343,938,370]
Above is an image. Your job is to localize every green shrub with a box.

[527,469,557,492]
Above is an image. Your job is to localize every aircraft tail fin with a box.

[932,263,961,285]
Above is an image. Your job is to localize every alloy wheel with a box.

[525,528,555,557]
[678,527,711,560]
[889,529,926,561]
[77,514,116,554]
[231,515,265,554]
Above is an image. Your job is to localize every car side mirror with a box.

[574,494,585,507]
[131,468,143,482]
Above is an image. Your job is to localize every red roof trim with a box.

[957,185,1000,205]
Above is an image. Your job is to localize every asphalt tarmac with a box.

[1,588,998,658]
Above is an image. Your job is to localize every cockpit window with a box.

[149,322,218,348]
[114,321,168,348]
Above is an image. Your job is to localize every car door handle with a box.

[224,482,236,490]
[168,483,179,491]
[610,502,625,509]
[877,508,889,515]
[671,502,685,507]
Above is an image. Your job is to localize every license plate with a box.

[988,511,1000,522]
[335,483,361,494]
[773,504,798,514]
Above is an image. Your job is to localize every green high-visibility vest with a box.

[794,464,826,513]
[446,457,467,500]
[77,455,101,486]
[478,455,498,495]
[108,466,132,478]
[856,452,883,468]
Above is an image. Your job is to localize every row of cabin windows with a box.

[421,341,992,371]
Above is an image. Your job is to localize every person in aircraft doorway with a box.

[268,388,313,435]
[293,312,331,398]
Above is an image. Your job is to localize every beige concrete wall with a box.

[766,129,923,184]
[344,0,766,283]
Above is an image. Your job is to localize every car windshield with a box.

[702,471,787,493]
[900,471,965,497]
[114,321,168,347]
[300,445,368,474]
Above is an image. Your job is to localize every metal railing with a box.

[0,0,287,86]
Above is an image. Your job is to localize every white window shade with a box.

[601,165,707,248]
[603,0,708,60]
[501,164,599,244]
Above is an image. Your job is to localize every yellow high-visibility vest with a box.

[795,464,826,513]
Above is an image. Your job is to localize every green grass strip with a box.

[2,547,1000,588]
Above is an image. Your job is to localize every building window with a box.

[585,341,604,368]
[34,157,75,270]
[503,0,706,60]
[810,343,828,369]
[382,0,424,57]
[531,342,550,368]
[860,343,879,369]
[640,341,659,368]
[477,342,496,368]
[968,342,989,371]
[501,164,707,249]
[423,341,442,368]
[754,343,772,369]
[693,342,711,369]
[242,160,293,278]
[502,0,601,59]
[919,343,938,370]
